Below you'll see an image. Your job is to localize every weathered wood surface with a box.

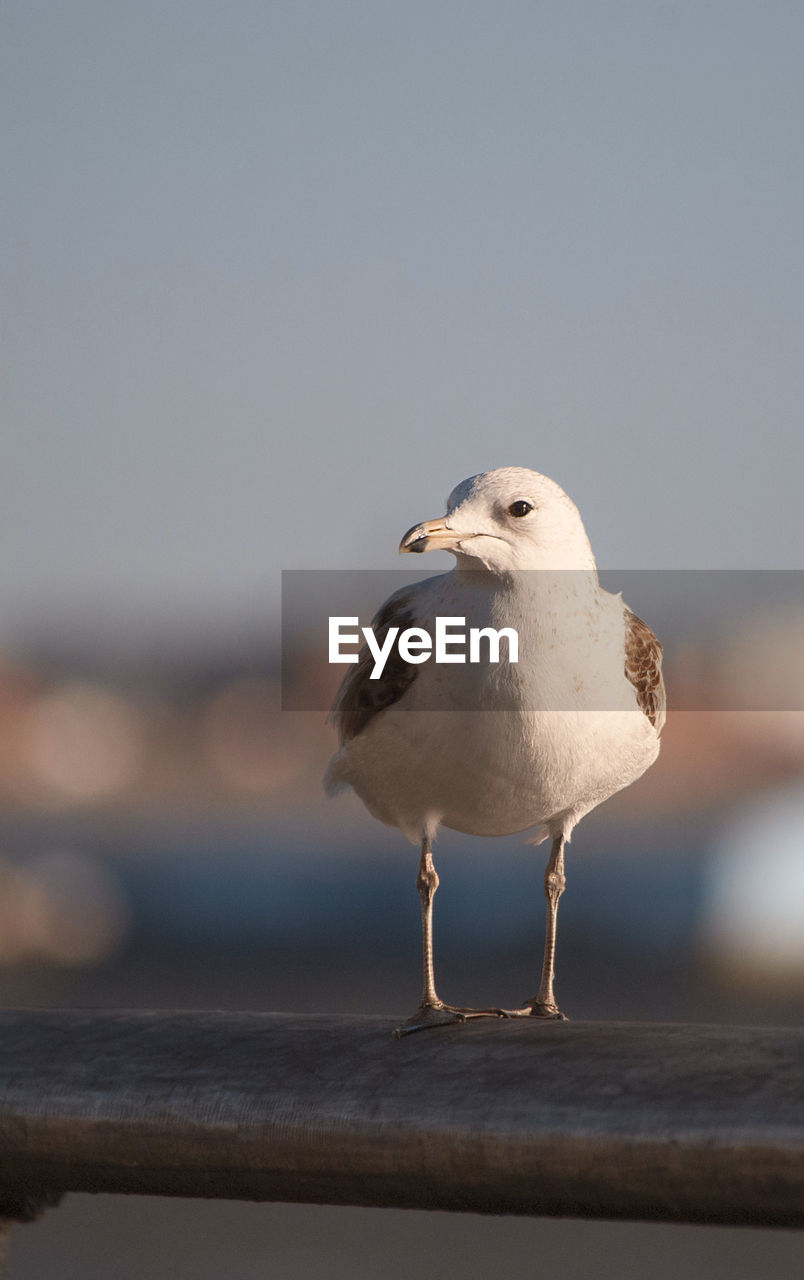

[0,1010,801,1226]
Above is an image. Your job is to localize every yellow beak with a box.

[398,517,463,555]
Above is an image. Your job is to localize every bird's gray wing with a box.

[624,609,666,733]
[330,586,421,743]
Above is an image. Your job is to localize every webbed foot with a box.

[516,998,568,1021]
[393,1002,509,1038]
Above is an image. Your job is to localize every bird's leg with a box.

[417,839,441,1009]
[521,835,568,1020]
[393,838,508,1037]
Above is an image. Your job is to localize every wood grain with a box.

[0,1011,801,1226]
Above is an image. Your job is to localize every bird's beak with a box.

[399,517,463,555]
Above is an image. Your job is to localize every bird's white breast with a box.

[327,571,660,844]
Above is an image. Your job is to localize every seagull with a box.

[325,467,665,1035]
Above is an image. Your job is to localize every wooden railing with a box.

[0,1010,801,1235]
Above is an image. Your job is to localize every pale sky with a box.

[2,1,803,645]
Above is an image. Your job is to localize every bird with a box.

[325,467,665,1035]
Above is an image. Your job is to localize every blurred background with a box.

[2,1,802,1276]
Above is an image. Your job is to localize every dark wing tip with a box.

[624,608,666,733]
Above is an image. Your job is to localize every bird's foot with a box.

[514,998,569,1021]
[393,1002,509,1038]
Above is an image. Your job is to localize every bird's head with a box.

[399,467,597,573]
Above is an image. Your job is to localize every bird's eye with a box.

[508,500,533,518]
